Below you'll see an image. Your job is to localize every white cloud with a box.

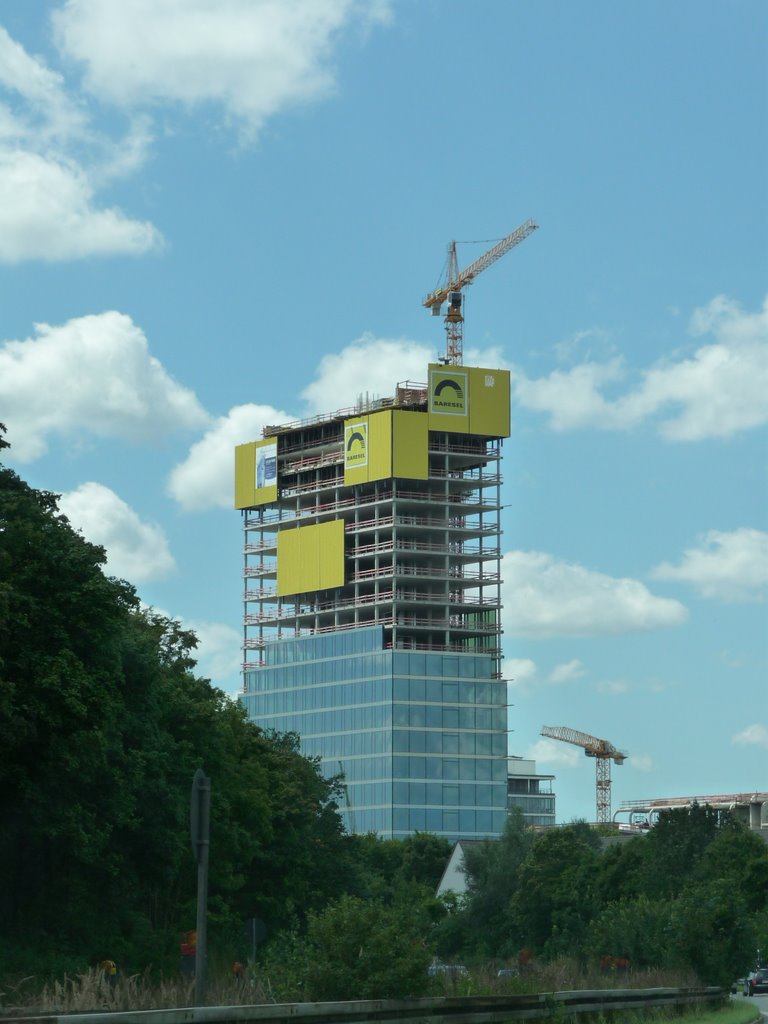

[548,659,586,684]
[526,737,581,768]
[514,358,628,432]
[514,294,768,440]
[503,658,538,690]
[59,482,175,583]
[0,148,162,263]
[168,403,293,510]
[0,312,209,461]
[0,25,86,142]
[594,679,629,695]
[52,0,392,140]
[301,334,508,414]
[732,724,768,750]
[504,657,592,694]
[651,528,768,602]
[502,550,688,637]
[186,619,243,695]
[301,335,434,414]
[0,28,161,263]
[630,753,653,772]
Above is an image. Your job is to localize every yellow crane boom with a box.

[424,218,538,365]
[541,725,628,824]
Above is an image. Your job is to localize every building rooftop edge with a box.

[263,382,428,438]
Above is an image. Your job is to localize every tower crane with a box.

[540,725,628,825]
[423,218,538,365]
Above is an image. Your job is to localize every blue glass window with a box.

[393,704,408,726]
[476,810,493,833]
[426,809,442,831]
[425,731,441,753]
[443,784,459,806]
[426,706,442,728]
[393,730,409,752]
[476,708,492,730]
[410,678,426,701]
[443,733,459,754]
[476,784,493,805]
[425,680,442,703]
[393,678,409,700]
[426,783,442,804]
[460,809,476,832]
[409,782,426,804]
[409,705,426,727]
[409,731,426,753]
[460,708,475,729]
[443,656,459,676]
[409,809,426,830]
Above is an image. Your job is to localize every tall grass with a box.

[0,967,273,1014]
[0,958,735,1015]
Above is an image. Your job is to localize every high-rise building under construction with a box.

[235,363,510,840]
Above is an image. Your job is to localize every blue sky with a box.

[1,0,766,824]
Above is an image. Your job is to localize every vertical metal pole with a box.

[192,771,211,1005]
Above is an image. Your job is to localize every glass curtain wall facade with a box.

[507,757,556,827]
[236,367,510,840]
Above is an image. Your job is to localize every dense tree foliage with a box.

[442,806,768,987]
[0,444,353,973]
[262,893,436,1001]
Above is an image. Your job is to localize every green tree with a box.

[669,880,755,986]
[587,895,673,969]
[513,820,601,958]
[0,449,351,973]
[454,808,534,957]
[693,825,768,911]
[397,832,453,890]
[593,835,650,908]
[294,893,435,1000]
[639,805,734,899]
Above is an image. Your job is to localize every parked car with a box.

[428,963,469,978]
[497,968,520,978]
[744,968,768,996]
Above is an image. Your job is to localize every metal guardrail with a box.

[0,986,725,1024]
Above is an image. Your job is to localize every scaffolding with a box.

[242,388,503,677]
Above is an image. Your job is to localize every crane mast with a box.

[424,218,538,365]
[541,725,628,824]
